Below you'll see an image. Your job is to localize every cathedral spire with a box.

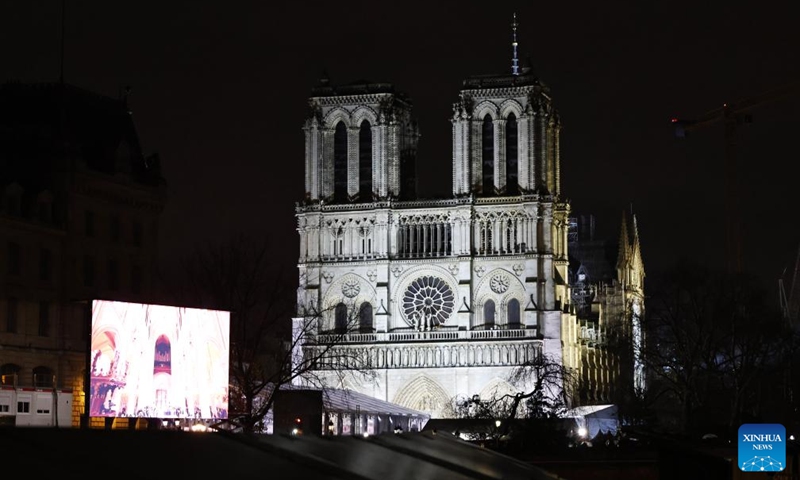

[511,13,520,75]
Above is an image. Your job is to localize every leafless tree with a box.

[643,259,795,435]
[452,352,577,428]
[173,234,373,434]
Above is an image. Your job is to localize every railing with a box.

[313,327,538,345]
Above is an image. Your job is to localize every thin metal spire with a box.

[59,0,66,84]
[511,13,519,75]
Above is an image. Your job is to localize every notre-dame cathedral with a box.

[292,20,645,418]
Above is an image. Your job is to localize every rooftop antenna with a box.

[511,13,520,75]
[59,0,66,84]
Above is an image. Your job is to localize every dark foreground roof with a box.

[1,427,566,479]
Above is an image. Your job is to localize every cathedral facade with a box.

[292,61,643,418]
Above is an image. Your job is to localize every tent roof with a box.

[563,404,617,418]
[280,385,429,418]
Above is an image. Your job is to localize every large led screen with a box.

[90,300,230,419]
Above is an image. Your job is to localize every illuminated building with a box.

[292,19,646,417]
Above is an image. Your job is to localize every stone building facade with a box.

[0,82,166,426]
[292,61,644,418]
[568,213,646,407]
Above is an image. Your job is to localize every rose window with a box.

[402,276,455,329]
[490,274,510,294]
[341,279,361,298]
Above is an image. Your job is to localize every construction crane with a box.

[779,242,800,326]
[671,80,800,274]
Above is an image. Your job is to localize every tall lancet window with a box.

[483,300,496,328]
[359,121,372,201]
[482,114,494,195]
[506,113,518,195]
[507,298,521,328]
[335,302,348,334]
[333,121,348,202]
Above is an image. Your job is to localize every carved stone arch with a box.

[498,99,524,119]
[323,107,353,129]
[393,374,451,417]
[392,264,459,330]
[351,105,378,128]
[321,273,377,331]
[473,100,499,120]
[474,267,526,325]
[90,327,120,377]
[503,295,523,328]
[479,378,519,411]
[474,267,523,302]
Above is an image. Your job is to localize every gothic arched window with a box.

[359,303,373,333]
[483,300,495,328]
[333,121,348,202]
[506,113,518,195]
[482,114,494,195]
[335,302,348,334]
[359,121,372,201]
[507,298,521,328]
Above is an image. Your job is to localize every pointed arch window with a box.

[507,298,521,329]
[333,121,348,202]
[506,113,518,195]
[359,303,373,333]
[483,300,495,329]
[335,302,348,334]
[359,121,372,201]
[482,115,494,195]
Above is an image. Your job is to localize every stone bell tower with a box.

[302,78,419,204]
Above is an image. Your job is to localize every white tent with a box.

[563,404,619,439]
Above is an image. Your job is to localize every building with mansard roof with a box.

[292,24,644,418]
[0,81,166,426]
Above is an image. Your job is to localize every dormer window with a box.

[4,183,23,216]
[37,190,54,224]
[114,140,133,174]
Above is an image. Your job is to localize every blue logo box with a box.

[738,423,786,472]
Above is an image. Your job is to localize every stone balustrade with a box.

[302,336,542,370]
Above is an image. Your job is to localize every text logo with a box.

[738,424,785,472]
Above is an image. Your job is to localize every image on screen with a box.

[89,300,230,419]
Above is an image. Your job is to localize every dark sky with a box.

[3,1,799,302]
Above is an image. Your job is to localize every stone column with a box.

[494,118,505,194]
[471,119,482,193]
[377,121,388,198]
[519,110,532,192]
[322,128,334,200]
[348,127,359,199]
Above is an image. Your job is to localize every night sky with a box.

[3,1,799,302]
